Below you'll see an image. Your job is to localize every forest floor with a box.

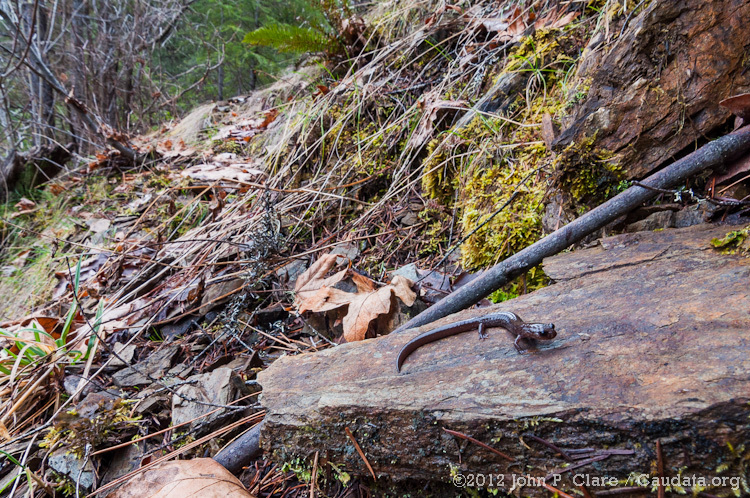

[1,0,749,496]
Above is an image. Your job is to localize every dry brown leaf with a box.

[390,275,417,307]
[106,458,254,498]
[297,286,354,313]
[340,275,417,341]
[494,6,526,42]
[342,285,395,342]
[10,197,38,218]
[295,256,416,341]
[541,112,559,150]
[294,253,337,292]
[535,8,579,30]
[407,93,467,151]
[259,109,279,128]
[294,253,349,300]
[351,272,377,293]
[711,153,750,189]
[720,93,750,120]
[14,197,36,211]
[22,316,60,335]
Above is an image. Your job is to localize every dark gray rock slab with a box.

[258,223,750,496]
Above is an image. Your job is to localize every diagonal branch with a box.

[394,125,750,333]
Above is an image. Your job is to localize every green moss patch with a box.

[711,225,750,255]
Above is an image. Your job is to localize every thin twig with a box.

[524,434,574,462]
[442,427,514,462]
[344,427,376,480]
[310,451,319,498]
[656,440,665,498]
[545,454,609,480]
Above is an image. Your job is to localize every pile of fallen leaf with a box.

[295,253,416,342]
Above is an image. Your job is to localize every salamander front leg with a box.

[478,322,487,340]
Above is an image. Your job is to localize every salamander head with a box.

[528,322,556,340]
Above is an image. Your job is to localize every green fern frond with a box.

[243,23,330,54]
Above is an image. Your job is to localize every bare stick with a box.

[394,125,750,333]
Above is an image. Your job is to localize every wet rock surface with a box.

[555,0,750,179]
[258,223,750,495]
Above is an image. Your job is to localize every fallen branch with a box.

[394,125,750,333]
[213,419,264,474]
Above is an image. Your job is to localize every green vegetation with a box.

[553,132,622,204]
[0,258,101,377]
[243,23,330,54]
[711,225,750,255]
[154,0,321,111]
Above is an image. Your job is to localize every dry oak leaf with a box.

[294,255,415,342]
[294,253,349,301]
[534,7,579,30]
[106,458,254,498]
[341,275,416,342]
[14,197,36,211]
[406,92,468,151]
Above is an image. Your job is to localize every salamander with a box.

[396,311,556,372]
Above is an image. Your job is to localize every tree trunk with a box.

[217,62,224,101]
[70,0,89,151]
[22,1,55,146]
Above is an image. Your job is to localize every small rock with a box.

[133,366,191,414]
[199,278,244,315]
[112,346,179,387]
[167,363,194,378]
[674,202,718,228]
[172,367,250,433]
[226,352,263,373]
[275,258,308,287]
[398,211,420,226]
[255,305,289,327]
[126,193,153,212]
[48,448,96,491]
[134,385,170,414]
[212,152,238,162]
[330,242,359,261]
[625,210,675,232]
[75,391,120,418]
[108,342,136,368]
[86,219,112,246]
[225,357,252,373]
[100,443,146,485]
[390,263,420,282]
[63,373,98,397]
[160,319,196,341]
